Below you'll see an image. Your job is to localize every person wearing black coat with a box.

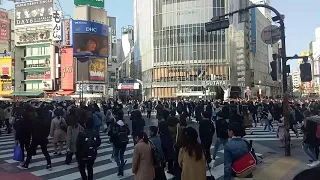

[22,107,52,170]
[199,111,215,163]
[130,104,145,145]
[158,120,175,174]
[212,106,230,160]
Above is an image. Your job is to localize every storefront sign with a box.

[16,31,51,46]
[76,83,104,93]
[52,10,62,41]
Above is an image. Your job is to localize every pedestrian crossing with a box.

[244,124,303,141]
[0,131,263,180]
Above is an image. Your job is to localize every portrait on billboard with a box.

[74,34,108,56]
[15,0,53,26]
[89,58,105,81]
[72,20,109,57]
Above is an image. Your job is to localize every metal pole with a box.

[216,4,290,156]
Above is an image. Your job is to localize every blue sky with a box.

[1,0,318,71]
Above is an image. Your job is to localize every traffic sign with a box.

[261,25,281,45]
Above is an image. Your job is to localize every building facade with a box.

[12,0,61,97]
[134,0,274,99]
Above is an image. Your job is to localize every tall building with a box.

[12,0,61,97]
[133,0,274,100]
[250,0,272,20]
[291,71,300,90]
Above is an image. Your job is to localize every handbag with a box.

[232,141,257,178]
[13,145,23,162]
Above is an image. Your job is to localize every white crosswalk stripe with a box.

[244,124,303,141]
[0,132,263,180]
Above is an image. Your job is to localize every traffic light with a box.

[270,60,277,81]
[300,62,312,82]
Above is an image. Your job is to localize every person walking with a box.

[178,127,206,180]
[132,132,155,180]
[22,108,52,170]
[65,116,83,164]
[199,111,215,164]
[50,108,67,155]
[109,111,130,176]
[76,119,101,180]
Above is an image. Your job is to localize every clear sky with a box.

[1,0,318,72]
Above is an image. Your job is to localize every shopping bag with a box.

[13,145,23,162]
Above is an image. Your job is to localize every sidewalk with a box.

[254,142,310,180]
[0,163,43,180]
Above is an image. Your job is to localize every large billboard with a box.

[72,20,109,57]
[0,56,12,95]
[76,57,106,82]
[89,58,105,81]
[74,0,104,8]
[14,0,53,27]
[61,48,74,90]
[0,10,9,41]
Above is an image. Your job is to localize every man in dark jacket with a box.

[199,111,215,163]
[76,119,101,180]
[22,107,51,170]
[110,111,130,176]
[212,106,230,161]
[130,104,145,144]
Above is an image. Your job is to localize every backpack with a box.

[316,124,320,139]
[149,140,164,166]
[81,131,98,160]
[117,125,129,145]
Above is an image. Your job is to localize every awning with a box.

[11,91,44,96]
[55,91,74,95]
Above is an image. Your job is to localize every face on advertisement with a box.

[76,35,98,53]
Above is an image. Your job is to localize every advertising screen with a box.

[89,58,105,81]
[14,0,54,27]
[0,10,9,41]
[0,56,12,94]
[74,0,104,8]
[72,20,109,57]
[61,48,74,90]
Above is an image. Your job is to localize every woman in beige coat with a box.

[132,132,155,180]
[179,127,206,180]
[50,109,67,155]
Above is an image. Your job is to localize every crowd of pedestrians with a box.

[0,99,319,180]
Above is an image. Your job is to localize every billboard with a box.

[61,48,74,90]
[89,58,105,81]
[0,10,9,41]
[15,0,53,27]
[0,56,12,94]
[76,83,105,93]
[15,30,51,46]
[52,10,62,41]
[74,0,104,8]
[72,20,109,57]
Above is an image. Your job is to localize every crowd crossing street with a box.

[0,127,266,180]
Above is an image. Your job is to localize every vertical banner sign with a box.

[250,8,257,54]
[0,10,9,41]
[63,19,71,46]
[52,10,62,41]
[61,48,74,90]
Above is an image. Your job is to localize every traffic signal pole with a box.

[207,4,291,156]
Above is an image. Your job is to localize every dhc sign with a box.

[86,27,97,33]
